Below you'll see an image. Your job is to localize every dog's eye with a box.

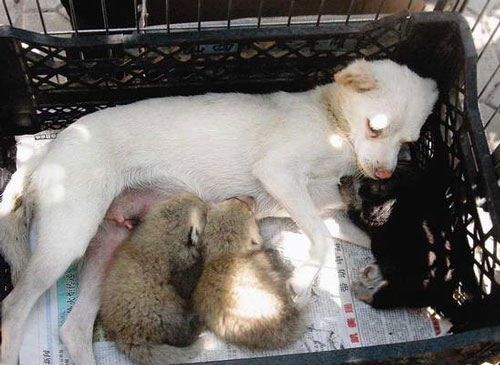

[251,240,260,246]
[367,118,382,138]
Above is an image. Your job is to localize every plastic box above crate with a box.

[0,10,499,364]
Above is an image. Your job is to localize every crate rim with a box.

[201,325,500,364]
[0,10,411,48]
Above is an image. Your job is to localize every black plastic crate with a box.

[0,10,499,363]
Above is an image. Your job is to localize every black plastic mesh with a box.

[13,15,405,130]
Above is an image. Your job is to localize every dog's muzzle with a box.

[374,169,393,179]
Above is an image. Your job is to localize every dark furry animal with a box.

[339,156,500,332]
[339,166,459,309]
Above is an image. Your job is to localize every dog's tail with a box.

[117,335,208,365]
[0,143,48,284]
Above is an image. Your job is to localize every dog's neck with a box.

[317,84,355,151]
[317,83,367,177]
[318,83,351,139]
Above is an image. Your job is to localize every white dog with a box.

[0,59,437,365]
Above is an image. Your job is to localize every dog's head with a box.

[334,59,438,179]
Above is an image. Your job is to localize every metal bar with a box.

[478,63,500,99]
[478,20,500,60]
[165,0,170,32]
[458,0,467,12]
[34,0,57,79]
[67,0,79,35]
[100,0,109,34]
[287,0,295,26]
[484,103,500,130]
[1,0,12,26]
[375,0,385,20]
[316,0,326,26]
[35,0,48,34]
[433,0,448,11]
[227,0,232,29]
[134,0,140,32]
[100,0,112,57]
[345,0,356,25]
[471,0,492,33]
[452,0,463,12]
[197,0,202,31]
[257,0,264,28]
[43,14,381,35]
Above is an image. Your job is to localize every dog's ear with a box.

[334,60,376,92]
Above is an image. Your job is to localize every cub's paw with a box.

[351,264,388,304]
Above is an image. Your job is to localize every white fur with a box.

[0,59,438,365]
[59,221,128,365]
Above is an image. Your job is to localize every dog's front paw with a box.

[352,264,388,304]
[289,264,319,309]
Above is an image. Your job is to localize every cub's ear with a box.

[334,59,376,92]
[187,226,200,247]
[187,205,207,246]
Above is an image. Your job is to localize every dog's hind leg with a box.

[1,183,115,365]
[61,221,129,365]
[0,168,32,285]
[0,142,50,284]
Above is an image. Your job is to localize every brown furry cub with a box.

[100,193,208,365]
[193,197,301,350]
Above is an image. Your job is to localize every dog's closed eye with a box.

[366,116,388,138]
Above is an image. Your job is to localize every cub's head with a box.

[341,165,421,228]
[201,196,262,260]
[333,59,438,180]
[146,192,208,263]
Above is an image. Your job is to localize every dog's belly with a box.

[123,174,340,220]
[136,175,284,219]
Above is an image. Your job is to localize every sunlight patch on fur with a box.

[73,125,91,141]
[369,114,389,130]
[231,285,281,319]
[16,144,34,163]
[39,164,67,203]
[199,333,219,351]
[323,218,341,238]
[328,134,344,149]
[47,184,66,203]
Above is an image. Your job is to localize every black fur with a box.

[339,165,461,310]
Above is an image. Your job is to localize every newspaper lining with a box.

[17,132,450,365]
